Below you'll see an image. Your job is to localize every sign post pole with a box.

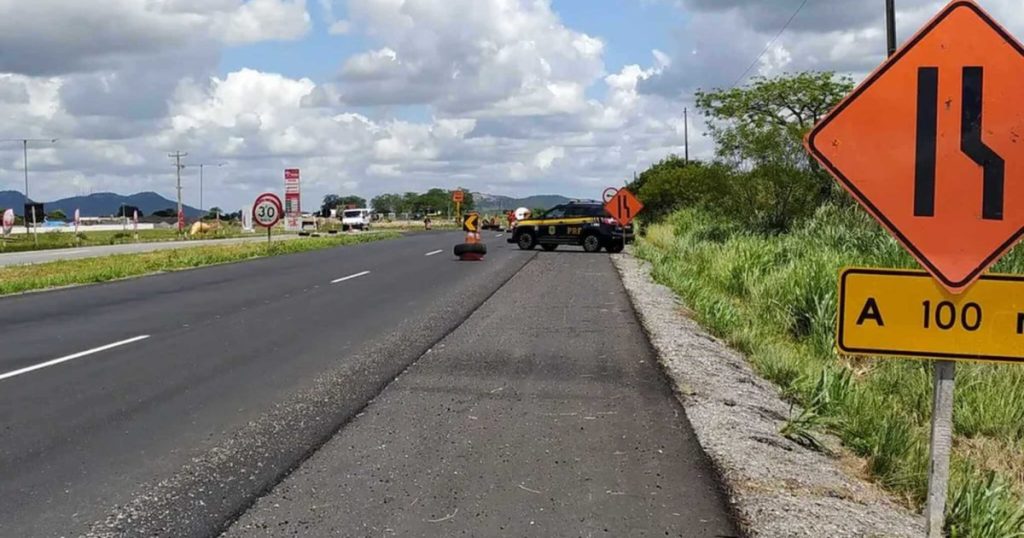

[253,193,284,249]
[926,360,955,537]
[30,206,38,247]
[803,2,1024,534]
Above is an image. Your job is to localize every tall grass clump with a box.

[638,205,1024,536]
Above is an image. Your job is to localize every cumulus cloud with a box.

[641,0,1024,97]
[322,0,605,115]
[5,0,1024,210]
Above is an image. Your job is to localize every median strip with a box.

[0,232,401,297]
[0,335,151,382]
[331,271,371,284]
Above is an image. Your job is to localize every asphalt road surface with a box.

[1,232,736,537]
[0,230,532,537]
[0,233,302,267]
[226,253,738,537]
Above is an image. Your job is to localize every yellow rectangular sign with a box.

[839,268,1024,364]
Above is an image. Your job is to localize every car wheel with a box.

[607,242,624,253]
[542,244,558,251]
[517,231,536,250]
[582,234,602,253]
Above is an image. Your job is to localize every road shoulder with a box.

[612,252,923,537]
[225,252,738,537]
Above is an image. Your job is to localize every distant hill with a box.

[473,193,573,211]
[0,190,202,218]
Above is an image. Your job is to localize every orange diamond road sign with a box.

[605,188,643,226]
[452,190,464,204]
[807,0,1024,293]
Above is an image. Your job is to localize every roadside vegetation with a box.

[0,232,400,296]
[0,225,252,254]
[631,72,1024,537]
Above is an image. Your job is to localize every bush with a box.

[638,207,1024,534]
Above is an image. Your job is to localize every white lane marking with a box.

[331,270,371,284]
[0,335,151,383]
[425,249,444,257]
[38,248,89,256]
[495,233,503,238]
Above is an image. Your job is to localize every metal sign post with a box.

[805,2,1024,535]
[253,193,283,247]
[927,360,955,536]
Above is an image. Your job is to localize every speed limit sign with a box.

[602,187,619,204]
[253,193,283,228]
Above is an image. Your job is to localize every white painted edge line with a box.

[425,249,444,257]
[0,335,151,383]
[331,270,371,284]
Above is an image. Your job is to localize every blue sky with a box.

[12,0,988,209]
[220,0,683,94]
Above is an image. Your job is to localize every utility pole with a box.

[184,162,225,220]
[886,0,897,57]
[1,138,57,233]
[169,151,187,235]
[684,107,690,165]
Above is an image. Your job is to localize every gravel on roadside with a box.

[612,252,924,538]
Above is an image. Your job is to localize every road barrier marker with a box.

[331,271,371,284]
[0,335,151,382]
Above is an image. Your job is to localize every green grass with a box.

[0,231,401,296]
[0,225,252,253]
[638,205,1024,537]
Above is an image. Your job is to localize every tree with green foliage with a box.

[152,208,177,218]
[47,209,67,221]
[370,193,403,215]
[663,71,856,233]
[322,194,367,215]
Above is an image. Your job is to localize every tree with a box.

[152,208,177,218]
[47,209,67,221]
[400,192,420,215]
[117,205,141,218]
[417,188,449,215]
[205,207,223,219]
[370,193,403,215]
[696,71,853,203]
[322,194,367,215]
[679,71,855,232]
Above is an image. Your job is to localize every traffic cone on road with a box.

[454,213,487,261]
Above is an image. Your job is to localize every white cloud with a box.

[7,0,1024,212]
[325,0,605,115]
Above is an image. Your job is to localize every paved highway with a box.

[0,231,735,537]
[0,233,302,267]
[0,230,529,537]
[227,253,738,537]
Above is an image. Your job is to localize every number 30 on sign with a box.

[838,268,1024,364]
[253,193,283,228]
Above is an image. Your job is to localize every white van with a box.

[341,208,372,231]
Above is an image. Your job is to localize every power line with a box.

[731,0,809,88]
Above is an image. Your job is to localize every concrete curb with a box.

[611,252,923,537]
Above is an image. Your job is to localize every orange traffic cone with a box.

[454,230,487,260]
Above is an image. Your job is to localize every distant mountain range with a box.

[472,193,574,211]
[0,191,203,218]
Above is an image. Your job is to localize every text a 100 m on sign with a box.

[838,268,1024,364]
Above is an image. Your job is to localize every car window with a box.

[544,207,567,219]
